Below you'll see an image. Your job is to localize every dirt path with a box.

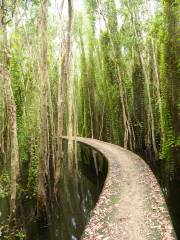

[75,138,176,240]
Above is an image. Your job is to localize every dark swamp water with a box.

[0,140,108,240]
[1,141,180,239]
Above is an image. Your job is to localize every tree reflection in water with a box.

[0,140,107,240]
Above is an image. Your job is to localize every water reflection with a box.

[0,140,108,240]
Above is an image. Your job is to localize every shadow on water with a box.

[0,140,108,240]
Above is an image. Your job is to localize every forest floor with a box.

[74,138,176,240]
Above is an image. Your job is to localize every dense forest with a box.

[0,0,179,239]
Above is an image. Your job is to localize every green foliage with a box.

[157,0,180,177]
[2,227,26,240]
[27,140,39,194]
[15,229,26,240]
[0,173,10,198]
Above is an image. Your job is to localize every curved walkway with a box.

[75,137,176,240]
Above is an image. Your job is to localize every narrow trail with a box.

[74,137,176,240]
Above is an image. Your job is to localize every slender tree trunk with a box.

[79,32,90,137]
[55,0,74,182]
[37,0,49,213]
[88,87,94,138]
[132,49,145,151]
[140,52,158,158]
[151,39,165,142]
[129,5,158,158]
[0,98,6,165]
[108,31,134,149]
[0,5,20,217]
[100,11,134,149]
[66,0,73,141]
[64,0,74,171]
[55,54,65,191]
[99,100,106,140]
